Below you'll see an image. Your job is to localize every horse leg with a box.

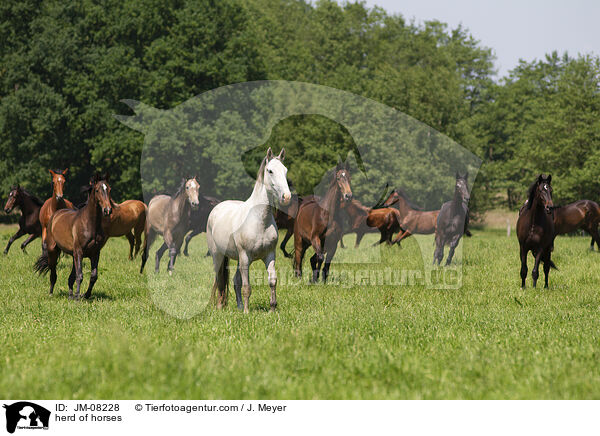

[154,242,168,273]
[355,231,365,248]
[280,229,293,258]
[372,230,387,247]
[445,235,462,266]
[183,230,199,257]
[309,253,319,283]
[210,253,227,309]
[531,250,543,289]
[294,239,309,279]
[433,232,444,265]
[339,235,346,249]
[542,251,551,289]
[48,248,59,296]
[233,266,243,310]
[4,227,25,254]
[67,259,76,298]
[140,227,156,274]
[20,233,39,253]
[72,250,84,300]
[239,253,251,314]
[322,239,339,283]
[519,246,528,288]
[263,251,277,311]
[588,224,600,252]
[126,231,135,260]
[84,253,100,299]
[133,220,144,258]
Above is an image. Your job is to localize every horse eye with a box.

[268,169,273,174]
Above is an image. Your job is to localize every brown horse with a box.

[3,185,43,254]
[366,207,402,246]
[517,174,557,288]
[274,193,314,258]
[141,177,201,274]
[103,199,147,260]
[382,189,439,247]
[34,174,113,299]
[338,199,377,248]
[293,163,352,282]
[39,169,74,249]
[553,200,600,250]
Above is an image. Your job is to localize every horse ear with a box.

[464,172,469,180]
[62,168,69,176]
[278,148,285,161]
[104,171,110,182]
[266,147,274,161]
[49,169,55,176]
[547,174,552,184]
[537,174,544,183]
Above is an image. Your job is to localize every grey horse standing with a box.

[433,172,470,266]
[141,177,200,274]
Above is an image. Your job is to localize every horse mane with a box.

[525,179,539,210]
[173,178,187,198]
[393,188,422,210]
[13,186,44,206]
[255,156,268,187]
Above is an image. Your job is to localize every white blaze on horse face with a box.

[265,158,291,206]
[186,179,200,208]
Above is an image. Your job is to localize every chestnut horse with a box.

[34,174,113,299]
[382,189,439,247]
[366,207,402,246]
[141,177,201,274]
[3,185,43,254]
[39,169,74,249]
[103,199,147,260]
[516,174,557,288]
[553,200,600,250]
[293,163,352,282]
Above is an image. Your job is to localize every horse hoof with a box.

[168,270,173,276]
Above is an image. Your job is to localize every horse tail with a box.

[34,251,50,275]
[211,256,229,307]
[548,259,558,270]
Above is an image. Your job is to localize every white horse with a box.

[207,148,291,313]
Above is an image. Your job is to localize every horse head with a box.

[455,172,470,204]
[91,173,113,216]
[184,177,201,210]
[335,161,352,202]
[536,174,553,214]
[264,147,291,206]
[49,168,68,200]
[4,185,20,214]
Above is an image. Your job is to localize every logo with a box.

[3,402,50,434]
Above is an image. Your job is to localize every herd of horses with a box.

[4,151,600,308]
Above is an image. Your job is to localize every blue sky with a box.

[361,0,599,77]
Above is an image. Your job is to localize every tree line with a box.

[1,0,598,218]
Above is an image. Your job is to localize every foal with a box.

[3,185,43,254]
[517,174,557,288]
[34,174,113,299]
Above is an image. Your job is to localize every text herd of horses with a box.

[4,150,600,310]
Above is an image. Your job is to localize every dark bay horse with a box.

[141,177,200,274]
[274,193,301,258]
[517,174,557,288]
[34,174,113,299]
[3,185,43,254]
[293,163,352,282]
[382,189,440,247]
[553,200,600,250]
[182,194,220,257]
[39,169,74,249]
[433,173,470,266]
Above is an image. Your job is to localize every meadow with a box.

[1,223,599,399]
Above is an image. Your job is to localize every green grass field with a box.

[1,224,599,399]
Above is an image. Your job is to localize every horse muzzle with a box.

[280,193,291,206]
[343,193,353,202]
[190,201,199,210]
[4,207,12,214]
[103,207,112,216]
[545,206,553,214]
